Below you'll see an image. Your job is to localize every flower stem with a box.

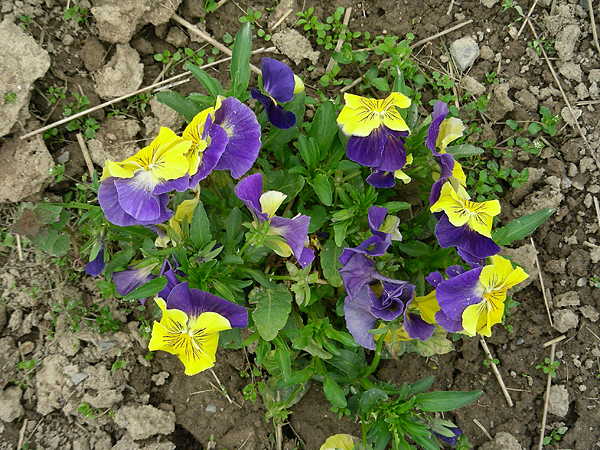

[363,333,385,379]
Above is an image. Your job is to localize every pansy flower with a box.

[343,274,434,350]
[436,255,528,336]
[85,230,106,277]
[339,206,401,265]
[366,153,413,188]
[183,97,261,187]
[113,262,158,303]
[235,173,314,268]
[320,434,360,450]
[337,92,411,174]
[148,282,248,375]
[430,183,501,264]
[251,58,304,129]
[98,127,191,227]
[431,424,463,445]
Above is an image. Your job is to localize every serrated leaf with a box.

[445,144,484,159]
[492,208,554,245]
[321,239,343,287]
[123,276,167,302]
[155,91,201,123]
[191,201,212,249]
[249,285,292,341]
[414,390,482,412]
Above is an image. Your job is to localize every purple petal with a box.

[432,425,463,445]
[368,206,388,235]
[366,169,395,188]
[213,97,262,178]
[404,312,435,340]
[343,289,378,350]
[426,272,445,288]
[234,173,268,221]
[85,244,105,277]
[376,134,407,172]
[435,215,500,260]
[345,130,387,168]
[369,280,406,321]
[429,154,456,205]
[435,309,464,333]
[98,177,173,227]
[166,282,248,328]
[114,175,161,222]
[436,267,483,321]
[189,123,229,188]
[427,101,449,155]
[339,252,376,299]
[270,214,311,262]
[446,265,467,278]
[260,57,295,103]
[158,258,184,300]
[153,174,190,195]
[457,248,487,267]
[297,246,315,268]
[113,266,157,298]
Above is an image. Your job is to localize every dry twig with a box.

[17,418,28,450]
[543,335,566,348]
[538,342,558,450]
[76,133,95,178]
[410,20,473,49]
[516,0,538,39]
[473,418,493,440]
[16,233,23,261]
[588,0,600,53]
[530,238,554,327]
[479,336,514,407]
[270,9,294,31]
[325,7,352,73]
[594,196,600,229]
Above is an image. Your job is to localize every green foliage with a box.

[536,357,560,378]
[63,93,98,138]
[12,204,71,256]
[64,4,89,24]
[543,426,567,446]
[3,92,17,104]
[492,208,554,245]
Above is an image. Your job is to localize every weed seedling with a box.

[19,14,34,33]
[4,92,17,104]
[483,356,500,368]
[543,426,567,447]
[536,357,560,378]
[64,5,89,25]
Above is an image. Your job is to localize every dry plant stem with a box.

[479,336,514,407]
[543,335,566,348]
[516,0,538,39]
[21,48,274,140]
[171,14,262,75]
[153,59,173,84]
[587,326,600,341]
[594,196,600,229]
[447,0,455,16]
[551,0,557,15]
[16,233,23,261]
[213,0,229,12]
[325,7,353,73]
[527,20,600,170]
[76,133,95,178]
[209,368,234,404]
[538,342,558,450]
[270,9,293,31]
[473,418,493,440]
[17,418,28,450]
[410,20,473,48]
[446,51,460,110]
[588,0,600,53]
[530,238,554,327]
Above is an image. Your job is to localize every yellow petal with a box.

[174,197,200,223]
[183,108,214,144]
[437,117,465,152]
[260,190,287,218]
[320,434,359,450]
[338,93,411,136]
[414,291,440,325]
[461,300,487,336]
[451,160,467,187]
[337,100,382,137]
[484,290,506,331]
[293,75,305,94]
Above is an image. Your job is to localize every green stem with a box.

[280,383,303,409]
[363,333,385,379]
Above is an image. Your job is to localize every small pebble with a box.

[99,340,118,351]
[57,151,70,164]
[205,404,217,413]
[515,337,525,345]
[71,373,88,385]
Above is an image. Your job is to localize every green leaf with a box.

[306,101,338,155]
[226,207,242,254]
[414,390,482,412]
[323,375,347,408]
[123,276,167,302]
[445,144,484,159]
[265,171,305,198]
[411,434,439,450]
[310,173,332,206]
[492,208,554,245]
[528,122,542,134]
[360,388,388,413]
[321,239,343,287]
[154,91,201,123]
[371,77,390,91]
[408,376,434,396]
[297,135,318,170]
[191,201,212,249]
[230,22,252,97]
[273,345,292,381]
[249,284,292,341]
[184,61,222,98]
[396,241,431,257]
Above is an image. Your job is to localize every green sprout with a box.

[536,357,560,378]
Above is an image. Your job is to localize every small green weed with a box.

[64,5,89,25]
[63,93,98,138]
[483,357,500,368]
[239,8,262,26]
[3,92,17,104]
[19,14,34,32]
[49,164,66,183]
[543,426,567,447]
[536,357,560,378]
[15,358,40,389]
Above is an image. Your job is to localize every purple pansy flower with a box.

[113,262,158,302]
[235,173,314,268]
[85,243,105,277]
[251,58,304,129]
[432,424,463,445]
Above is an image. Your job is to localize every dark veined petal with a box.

[343,288,379,350]
[366,169,396,188]
[435,214,500,260]
[114,174,162,222]
[297,246,315,269]
[339,252,376,299]
[251,88,296,129]
[98,177,173,227]
[213,97,262,178]
[404,312,435,341]
[435,309,464,333]
[85,244,105,277]
[113,264,157,298]
[345,129,387,168]
[152,173,190,195]
[260,57,295,103]
[376,134,407,172]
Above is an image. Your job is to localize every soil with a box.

[1,0,600,449]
